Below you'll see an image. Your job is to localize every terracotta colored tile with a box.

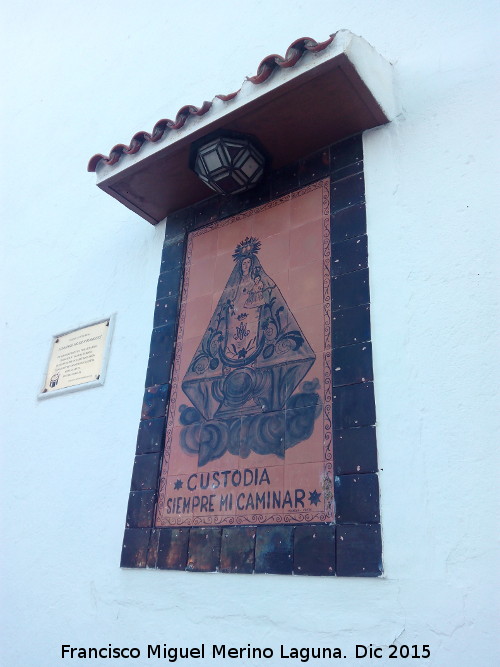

[184,255,214,301]
[188,470,237,520]
[258,232,290,273]
[294,303,327,354]
[211,288,224,312]
[234,463,285,523]
[252,200,290,239]
[183,294,213,340]
[176,334,199,375]
[158,471,236,524]
[290,218,324,270]
[213,252,234,292]
[237,410,285,467]
[163,427,199,475]
[190,228,218,262]
[295,355,326,401]
[290,187,323,227]
[268,270,290,302]
[285,409,325,465]
[289,261,325,310]
[238,446,285,471]
[198,444,239,473]
[217,218,252,255]
[151,184,336,530]
[284,462,326,513]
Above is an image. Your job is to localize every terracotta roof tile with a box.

[87,34,335,172]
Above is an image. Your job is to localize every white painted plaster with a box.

[1,1,498,666]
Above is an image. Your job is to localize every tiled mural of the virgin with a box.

[156,179,332,527]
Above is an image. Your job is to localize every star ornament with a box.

[308,490,322,506]
[174,479,183,490]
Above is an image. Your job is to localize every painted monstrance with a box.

[182,237,316,420]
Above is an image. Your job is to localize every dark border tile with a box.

[330,173,365,213]
[147,528,160,568]
[153,294,180,326]
[335,474,380,523]
[330,161,363,182]
[332,382,376,428]
[336,524,382,577]
[330,134,363,172]
[220,526,256,573]
[255,525,294,574]
[156,270,182,302]
[192,196,221,229]
[126,490,157,528]
[331,235,368,276]
[136,417,165,454]
[331,305,371,348]
[165,208,194,236]
[298,148,330,185]
[332,426,378,475]
[120,528,151,568]
[331,268,370,311]
[294,524,335,576]
[332,342,373,387]
[146,323,177,386]
[331,203,366,242]
[187,528,222,572]
[141,384,170,420]
[157,528,190,570]
[271,163,299,198]
[131,453,161,491]
[161,237,185,272]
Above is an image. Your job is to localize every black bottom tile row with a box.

[121,523,382,577]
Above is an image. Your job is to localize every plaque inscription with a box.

[40,319,112,396]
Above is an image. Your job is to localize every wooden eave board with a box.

[99,54,388,224]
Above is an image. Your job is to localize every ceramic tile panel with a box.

[156,180,333,529]
[122,133,382,576]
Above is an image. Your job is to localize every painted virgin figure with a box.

[182,237,316,421]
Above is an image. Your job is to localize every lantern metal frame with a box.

[189,130,269,196]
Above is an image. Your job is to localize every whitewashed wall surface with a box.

[1,1,498,665]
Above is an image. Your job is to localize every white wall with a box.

[1,1,498,665]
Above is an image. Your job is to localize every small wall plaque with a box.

[39,316,115,399]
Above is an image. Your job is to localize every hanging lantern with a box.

[189,130,268,195]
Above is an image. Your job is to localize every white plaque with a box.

[39,316,115,399]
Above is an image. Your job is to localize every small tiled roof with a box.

[87,35,335,172]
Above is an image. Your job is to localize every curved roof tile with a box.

[87,34,335,172]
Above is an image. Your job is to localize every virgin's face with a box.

[241,258,251,275]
